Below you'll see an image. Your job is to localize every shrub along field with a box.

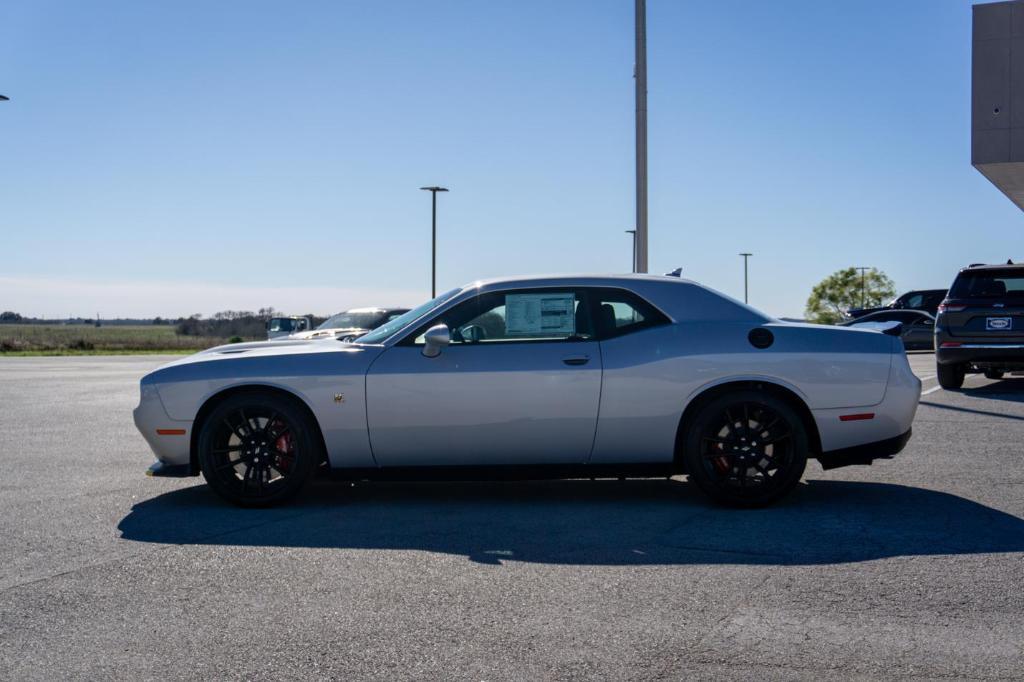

[0,324,255,355]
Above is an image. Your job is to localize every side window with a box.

[589,288,669,339]
[904,294,924,308]
[405,289,593,345]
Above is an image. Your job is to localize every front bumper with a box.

[817,428,912,470]
[133,383,193,470]
[146,461,193,477]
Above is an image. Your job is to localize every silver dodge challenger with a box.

[134,274,921,507]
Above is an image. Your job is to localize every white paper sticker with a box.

[505,293,576,336]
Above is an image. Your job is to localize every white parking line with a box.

[921,384,943,396]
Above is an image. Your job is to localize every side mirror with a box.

[422,324,451,358]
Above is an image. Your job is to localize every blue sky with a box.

[1,0,1020,318]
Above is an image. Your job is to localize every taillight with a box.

[937,302,965,314]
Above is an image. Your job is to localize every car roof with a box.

[858,309,934,319]
[466,273,695,290]
[961,263,1024,272]
[344,307,407,313]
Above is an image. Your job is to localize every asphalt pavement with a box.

[0,353,1022,680]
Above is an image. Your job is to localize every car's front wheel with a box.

[683,391,808,507]
[984,369,1004,380]
[937,362,965,390]
[198,392,319,507]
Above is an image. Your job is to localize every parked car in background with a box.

[935,262,1024,388]
[134,274,919,509]
[839,310,935,351]
[288,307,409,342]
[846,289,947,319]
[266,316,312,340]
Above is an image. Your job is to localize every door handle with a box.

[562,354,590,366]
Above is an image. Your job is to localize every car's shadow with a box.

[117,478,1024,566]
[962,378,1024,404]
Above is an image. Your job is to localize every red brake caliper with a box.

[272,421,293,473]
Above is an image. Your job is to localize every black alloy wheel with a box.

[198,393,318,507]
[684,391,808,507]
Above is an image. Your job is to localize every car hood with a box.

[150,337,376,374]
[286,326,367,340]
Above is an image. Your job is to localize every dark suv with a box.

[846,289,947,319]
[934,263,1024,388]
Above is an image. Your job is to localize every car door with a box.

[365,287,602,466]
[901,312,934,349]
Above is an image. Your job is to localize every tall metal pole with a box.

[739,253,752,304]
[855,266,869,308]
[625,230,637,272]
[634,0,648,273]
[431,192,437,297]
[420,186,449,298]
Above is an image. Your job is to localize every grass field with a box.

[0,325,256,355]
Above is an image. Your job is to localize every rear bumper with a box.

[936,344,1024,368]
[817,428,912,470]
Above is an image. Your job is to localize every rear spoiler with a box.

[879,321,903,337]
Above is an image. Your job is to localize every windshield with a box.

[949,269,1024,300]
[317,311,386,330]
[354,289,462,344]
[269,318,302,332]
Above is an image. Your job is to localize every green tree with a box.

[805,267,896,324]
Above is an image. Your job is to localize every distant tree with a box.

[805,267,896,324]
[0,311,22,323]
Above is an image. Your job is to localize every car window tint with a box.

[409,289,593,345]
[905,294,924,308]
[588,288,669,338]
[950,270,1024,299]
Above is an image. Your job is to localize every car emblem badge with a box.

[334,394,345,403]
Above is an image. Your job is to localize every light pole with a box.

[739,253,752,304]
[625,230,636,272]
[419,186,448,297]
[855,266,869,308]
[634,0,648,273]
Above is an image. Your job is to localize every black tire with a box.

[683,390,808,507]
[198,392,320,507]
[937,362,965,390]
[984,369,1004,380]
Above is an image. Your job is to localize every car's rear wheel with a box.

[937,362,965,390]
[683,391,808,507]
[984,369,1004,380]
[198,392,319,507]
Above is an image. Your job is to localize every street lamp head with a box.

[419,186,449,192]
[739,252,752,257]
[0,95,9,102]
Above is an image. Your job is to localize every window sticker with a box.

[505,293,576,336]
